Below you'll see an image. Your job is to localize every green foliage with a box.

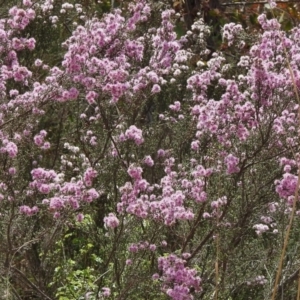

[47,216,102,299]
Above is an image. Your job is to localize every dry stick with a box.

[271,173,300,300]
[270,9,300,298]
[214,223,219,300]
[298,272,300,300]
[214,176,222,300]
[11,267,53,300]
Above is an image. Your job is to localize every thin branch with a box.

[181,204,206,253]
[11,267,53,300]
[275,268,300,296]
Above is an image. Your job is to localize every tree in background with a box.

[1,0,300,299]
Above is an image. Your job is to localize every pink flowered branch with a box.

[0,0,300,298]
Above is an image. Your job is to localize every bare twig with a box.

[11,267,53,300]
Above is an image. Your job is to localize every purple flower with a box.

[104,213,120,228]
[151,84,161,94]
[102,287,111,297]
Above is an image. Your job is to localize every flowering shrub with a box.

[1,0,300,299]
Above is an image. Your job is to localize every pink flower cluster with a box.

[29,167,99,215]
[12,37,36,51]
[104,213,120,228]
[0,141,18,158]
[253,223,269,235]
[19,205,39,216]
[83,167,98,187]
[118,159,213,225]
[58,1,182,110]
[155,254,201,300]
[128,241,156,252]
[124,125,144,146]
[8,6,35,30]
[101,287,111,297]
[222,23,244,46]
[224,154,240,174]
[275,172,298,205]
[34,130,50,149]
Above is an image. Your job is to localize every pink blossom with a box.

[253,224,269,235]
[1,142,18,158]
[143,155,154,167]
[127,165,143,180]
[169,101,181,112]
[8,167,16,175]
[129,244,139,252]
[19,205,39,216]
[76,213,84,222]
[151,84,161,94]
[34,134,44,146]
[156,254,201,299]
[191,140,199,151]
[42,142,51,150]
[38,184,51,194]
[104,213,120,228]
[149,244,156,251]
[23,0,32,6]
[102,287,111,297]
[161,240,167,247]
[86,91,98,104]
[224,154,240,174]
[125,125,144,145]
[83,167,97,186]
[50,197,64,210]
[157,149,166,157]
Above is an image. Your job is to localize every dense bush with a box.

[1,0,300,299]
